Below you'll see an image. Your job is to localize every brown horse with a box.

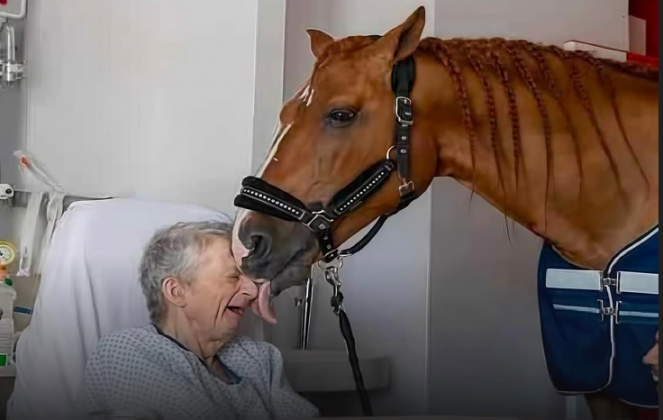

[232,6,658,417]
[233,6,658,297]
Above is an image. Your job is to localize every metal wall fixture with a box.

[0,187,110,211]
[299,277,314,350]
[0,0,27,90]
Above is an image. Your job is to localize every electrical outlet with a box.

[0,0,26,20]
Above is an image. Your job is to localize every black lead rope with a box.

[339,310,372,416]
[325,267,372,416]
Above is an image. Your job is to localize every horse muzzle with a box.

[232,209,319,295]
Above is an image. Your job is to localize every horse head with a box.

[232,7,438,298]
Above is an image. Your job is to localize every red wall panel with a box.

[630,0,659,57]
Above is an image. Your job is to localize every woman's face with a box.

[182,237,258,342]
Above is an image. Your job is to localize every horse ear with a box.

[372,6,426,63]
[307,29,334,59]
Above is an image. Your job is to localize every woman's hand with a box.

[643,330,659,382]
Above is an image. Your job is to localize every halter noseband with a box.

[234,56,417,262]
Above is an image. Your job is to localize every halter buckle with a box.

[305,212,333,232]
[323,265,345,315]
[395,96,413,126]
[399,180,415,197]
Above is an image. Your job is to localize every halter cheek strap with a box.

[392,54,416,198]
[234,56,417,262]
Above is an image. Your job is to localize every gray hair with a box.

[139,220,233,324]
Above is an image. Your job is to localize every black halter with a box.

[234,56,417,262]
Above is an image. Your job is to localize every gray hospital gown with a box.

[83,325,319,420]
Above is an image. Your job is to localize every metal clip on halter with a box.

[399,180,415,197]
[323,265,345,316]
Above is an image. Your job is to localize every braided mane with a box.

[416,37,656,221]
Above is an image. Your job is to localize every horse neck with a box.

[415,45,659,269]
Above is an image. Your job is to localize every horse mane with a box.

[416,37,656,221]
[308,35,656,229]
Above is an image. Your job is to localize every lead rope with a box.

[323,264,373,416]
[316,58,416,416]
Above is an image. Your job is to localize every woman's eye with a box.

[328,110,356,127]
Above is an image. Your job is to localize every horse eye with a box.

[328,110,356,127]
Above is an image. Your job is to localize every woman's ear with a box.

[162,277,187,308]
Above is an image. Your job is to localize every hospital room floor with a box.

[0,373,14,420]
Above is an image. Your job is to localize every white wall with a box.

[0,18,26,233]
[252,0,286,174]
[22,0,259,215]
[434,0,629,46]
[0,72,24,241]
[0,21,27,322]
[428,1,628,419]
[278,1,435,416]
[9,0,290,337]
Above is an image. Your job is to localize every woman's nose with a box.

[239,275,258,299]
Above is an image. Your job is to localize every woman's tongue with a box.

[251,281,278,324]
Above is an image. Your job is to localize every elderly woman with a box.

[83,221,319,420]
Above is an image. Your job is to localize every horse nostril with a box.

[250,235,262,256]
[248,233,271,260]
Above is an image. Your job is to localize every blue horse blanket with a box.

[538,226,659,407]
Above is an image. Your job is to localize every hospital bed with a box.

[7,190,110,212]
[2,197,266,420]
